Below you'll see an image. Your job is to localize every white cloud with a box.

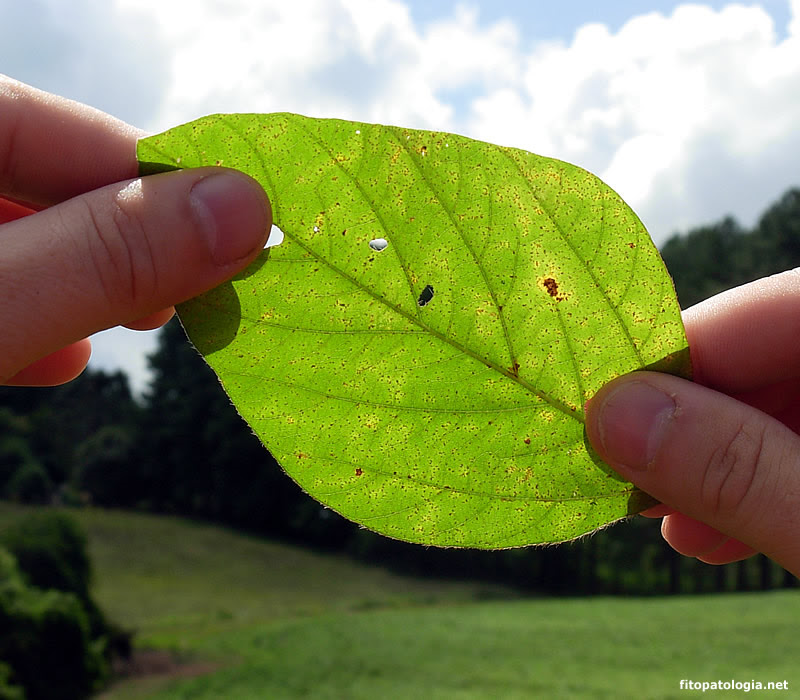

[108,0,800,243]
[113,0,523,132]
[467,3,800,240]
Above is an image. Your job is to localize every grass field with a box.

[2,505,797,699]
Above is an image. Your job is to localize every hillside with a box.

[68,506,514,644]
[3,505,798,699]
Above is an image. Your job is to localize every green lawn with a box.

[2,505,797,699]
[135,595,799,699]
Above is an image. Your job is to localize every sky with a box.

[2,0,799,393]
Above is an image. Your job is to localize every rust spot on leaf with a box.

[297,452,309,459]
[508,361,521,377]
[543,277,565,302]
[355,468,363,476]
[524,438,531,445]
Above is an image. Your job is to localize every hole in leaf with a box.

[417,284,434,307]
[265,224,285,248]
[368,238,388,251]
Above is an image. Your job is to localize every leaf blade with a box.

[138,113,689,547]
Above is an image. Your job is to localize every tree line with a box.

[1,187,799,598]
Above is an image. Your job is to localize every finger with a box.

[0,167,271,380]
[585,371,800,576]
[683,268,800,394]
[660,512,730,558]
[695,537,758,566]
[659,512,757,564]
[124,307,176,331]
[1,75,141,206]
[6,340,92,386]
[640,504,675,518]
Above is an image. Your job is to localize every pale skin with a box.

[2,76,798,577]
[0,74,272,385]
[586,273,800,578]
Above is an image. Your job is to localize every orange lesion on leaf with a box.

[297,452,309,459]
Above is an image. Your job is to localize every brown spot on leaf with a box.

[355,468,363,477]
[543,277,566,302]
[524,438,531,445]
[297,452,309,459]
[508,361,521,377]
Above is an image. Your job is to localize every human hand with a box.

[586,269,800,577]
[0,75,271,386]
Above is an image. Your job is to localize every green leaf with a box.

[137,114,690,548]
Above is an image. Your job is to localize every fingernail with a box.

[190,172,270,265]
[595,380,676,471]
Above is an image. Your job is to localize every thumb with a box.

[585,372,800,576]
[0,167,271,380]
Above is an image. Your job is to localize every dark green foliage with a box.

[0,511,131,658]
[0,545,107,700]
[662,187,800,308]
[0,663,24,700]
[72,426,136,507]
[0,511,92,602]
[0,410,44,503]
[0,368,139,506]
[5,462,52,505]
[755,188,800,273]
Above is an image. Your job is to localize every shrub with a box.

[5,461,53,504]
[0,511,91,601]
[0,663,24,700]
[0,546,107,700]
[0,434,37,496]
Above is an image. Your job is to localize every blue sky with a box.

[406,0,793,39]
[2,0,798,391]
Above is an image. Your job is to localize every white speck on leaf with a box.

[369,238,388,251]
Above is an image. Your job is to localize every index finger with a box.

[0,75,142,206]
[683,268,800,394]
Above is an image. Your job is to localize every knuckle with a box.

[78,185,159,309]
[700,422,766,519]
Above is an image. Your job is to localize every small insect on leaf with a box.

[417,284,435,307]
